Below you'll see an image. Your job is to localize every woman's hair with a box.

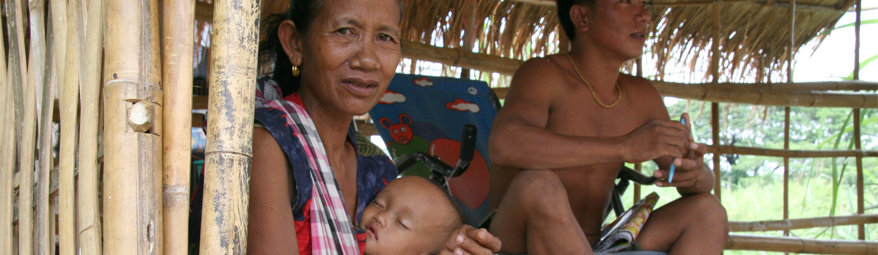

[258,0,324,96]
[556,0,595,41]
[258,0,403,96]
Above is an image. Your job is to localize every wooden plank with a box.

[103,0,164,253]
[726,233,878,254]
[78,0,106,252]
[161,0,195,254]
[198,0,260,253]
[729,214,878,232]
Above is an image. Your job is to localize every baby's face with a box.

[361,177,460,255]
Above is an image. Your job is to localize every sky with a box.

[793,7,878,82]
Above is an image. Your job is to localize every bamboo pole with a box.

[60,0,84,253]
[854,109,864,240]
[726,233,878,254]
[708,145,878,158]
[27,0,51,253]
[103,0,164,253]
[460,0,477,79]
[161,0,195,254]
[710,1,722,201]
[783,107,790,237]
[0,13,14,255]
[853,0,864,241]
[78,0,105,252]
[199,0,260,253]
[651,82,878,108]
[402,41,523,75]
[729,214,878,232]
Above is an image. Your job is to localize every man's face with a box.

[587,0,650,59]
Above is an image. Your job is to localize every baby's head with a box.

[361,176,463,255]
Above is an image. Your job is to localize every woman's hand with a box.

[439,225,502,255]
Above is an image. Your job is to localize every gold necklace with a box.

[565,53,622,109]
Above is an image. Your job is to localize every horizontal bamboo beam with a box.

[401,41,523,75]
[652,82,878,108]
[727,234,878,254]
[492,82,878,108]
[730,214,878,232]
[709,145,878,158]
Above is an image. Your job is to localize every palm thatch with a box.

[241,0,855,83]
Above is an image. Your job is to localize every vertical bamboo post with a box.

[161,1,195,254]
[852,0,865,242]
[783,3,794,240]
[0,12,13,255]
[199,0,260,253]
[460,0,476,80]
[27,0,51,253]
[709,1,722,201]
[78,0,105,252]
[634,57,643,203]
[6,0,29,151]
[60,0,84,253]
[103,0,164,253]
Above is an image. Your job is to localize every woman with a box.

[247,0,501,254]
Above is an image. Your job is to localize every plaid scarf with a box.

[262,97,360,255]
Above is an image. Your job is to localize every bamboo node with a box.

[129,101,153,132]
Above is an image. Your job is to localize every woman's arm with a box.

[247,127,299,254]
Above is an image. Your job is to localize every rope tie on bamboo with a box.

[566,53,622,109]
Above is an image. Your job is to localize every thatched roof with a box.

[398,0,855,82]
[197,0,858,83]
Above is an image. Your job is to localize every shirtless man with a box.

[486,0,728,254]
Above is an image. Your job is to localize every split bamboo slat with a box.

[729,214,878,232]
[0,9,13,255]
[726,234,878,254]
[78,0,105,252]
[161,0,195,254]
[60,0,84,253]
[103,0,164,253]
[48,0,68,253]
[8,0,39,253]
[27,0,51,253]
[0,31,9,255]
[199,0,260,253]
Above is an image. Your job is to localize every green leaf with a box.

[843,54,878,80]
[819,19,878,37]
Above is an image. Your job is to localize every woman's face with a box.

[296,0,402,116]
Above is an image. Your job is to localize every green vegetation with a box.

[615,101,876,254]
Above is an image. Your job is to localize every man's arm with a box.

[490,60,690,170]
[490,58,626,170]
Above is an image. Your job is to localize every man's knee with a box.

[688,193,729,236]
[506,170,568,210]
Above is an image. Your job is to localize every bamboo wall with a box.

[0,0,874,254]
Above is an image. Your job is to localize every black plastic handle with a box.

[459,124,477,162]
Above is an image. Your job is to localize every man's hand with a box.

[439,225,502,255]
[621,118,690,163]
[653,142,708,188]
[651,113,715,194]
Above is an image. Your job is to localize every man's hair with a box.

[556,0,596,41]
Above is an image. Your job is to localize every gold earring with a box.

[291,65,300,77]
